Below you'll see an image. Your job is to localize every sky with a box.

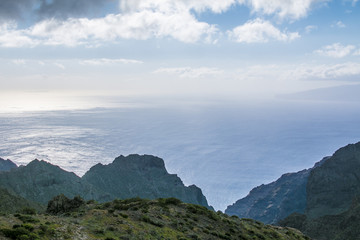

[0,0,360,111]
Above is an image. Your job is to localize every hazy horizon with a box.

[1,97,360,211]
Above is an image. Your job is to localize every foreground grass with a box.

[0,197,309,240]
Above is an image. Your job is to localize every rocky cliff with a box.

[280,197,360,240]
[279,142,360,239]
[225,158,327,224]
[83,154,211,209]
[0,158,17,172]
[0,155,211,209]
[306,142,360,219]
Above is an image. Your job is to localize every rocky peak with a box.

[83,154,212,209]
[0,158,17,172]
[112,154,166,171]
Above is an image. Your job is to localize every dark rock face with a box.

[225,170,309,224]
[225,158,327,224]
[306,142,360,219]
[279,142,360,240]
[82,154,211,209]
[0,155,211,209]
[0,158,17,172]
[280,197,360,240]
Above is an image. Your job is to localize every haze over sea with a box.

[1,95,359,211]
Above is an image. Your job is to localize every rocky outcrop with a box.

[306,142,360,219]
[82,154,211,209]
[0,158,17,172]
[225,158,327,224]
[0,155,211,209]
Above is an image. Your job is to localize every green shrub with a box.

[141,215,164,227]
[93,228,105,235]
[19,208,36,215]
[119,213,128,218]
[1,227,29,239]
[46,194,85,215]
[158,198,182,206]
[21,224,34,231]
[86,200,96,204]
[16,214,39,223]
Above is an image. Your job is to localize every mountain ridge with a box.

[0,154,212,209]
[0,158,17,172]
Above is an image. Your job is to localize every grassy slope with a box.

[0,198,309,240]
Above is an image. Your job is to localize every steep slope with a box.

[225,158,327,224]
[82,154,211,209]
[0,187,44,214]
[0,159,104,204]
[279,142,360,240]
[306,142,360,219]
[0,158,17,172]
[279,197,360,240]
[0,196,310,240]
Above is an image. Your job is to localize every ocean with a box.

[0,98,359,210]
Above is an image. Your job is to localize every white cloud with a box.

[0,23,37,47]
[292,62,360,80]
[0,9,219,47]
[120,0,329,21]
[354,49,360,56]
[332,21,346,28]
[154,67,223,78]
[119,0,236,14]
[305,25,317,33]
[54,63,65,70]
[315,43,356,58]
[228,18,300,43]
[236,62,360,83]
[80,58,143,65]
[239,0,328,20]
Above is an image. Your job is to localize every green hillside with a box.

[0,196,309,240]
[0,187,44,214]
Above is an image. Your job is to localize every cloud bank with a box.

[154,67,223,78]
[0,0,332,47]
[315,43,356,58]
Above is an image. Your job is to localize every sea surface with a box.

[0,98,359,210]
